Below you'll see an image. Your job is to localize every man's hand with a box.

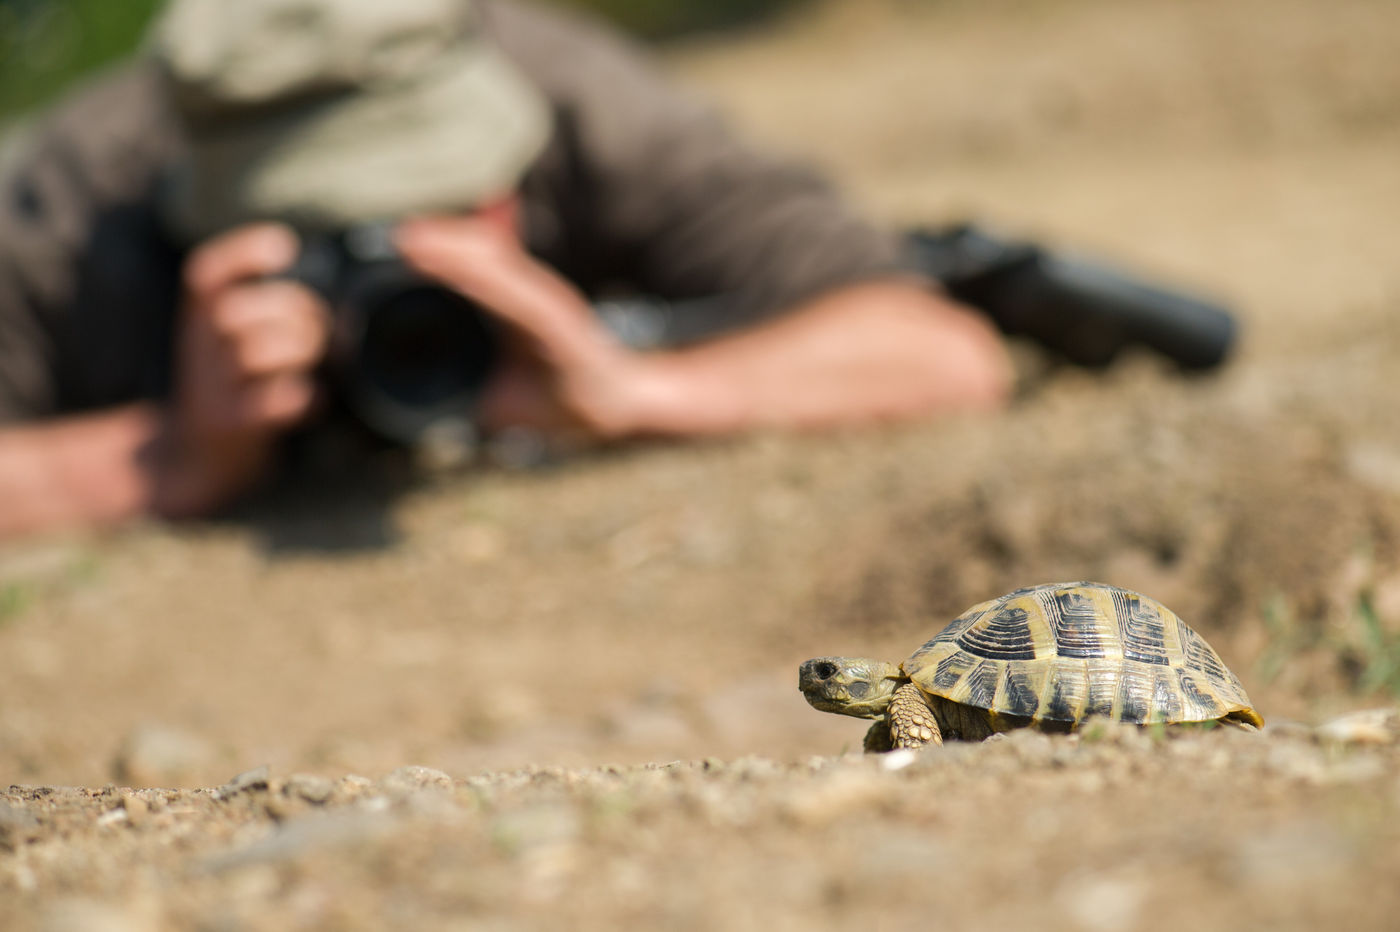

[396,213,651,442]
[396,212,1010,444]
[153,223,330,515]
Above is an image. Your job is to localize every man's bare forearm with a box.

[621,281,1013,437]
[0,404,165,538]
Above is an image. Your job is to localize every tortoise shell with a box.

[903,581,1262,729]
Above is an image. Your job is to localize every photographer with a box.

[0,0,1016,537]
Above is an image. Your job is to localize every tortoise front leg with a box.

[887,682,943,749]
[863,721,893,753]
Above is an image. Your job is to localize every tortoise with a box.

[799,581,1263,751]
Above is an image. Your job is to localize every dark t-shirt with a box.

[0,0,906,423]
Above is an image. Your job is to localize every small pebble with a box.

[1316,708,1400,746]
[119,794,148,827]
[379,766,454,794]
[0,803,41,849]
[39,898,143,932]
[781,770,887,826]
[111,724,216,788]
[221,765,271,797]
[491,803,582,855]
[284,773,335,804]
[263,795,306,822]
[332,775,375,803]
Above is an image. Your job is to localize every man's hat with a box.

[152,0,551,241]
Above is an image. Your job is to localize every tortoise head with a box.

[798,657,905,719]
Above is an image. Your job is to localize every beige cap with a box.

[151,0,551,241]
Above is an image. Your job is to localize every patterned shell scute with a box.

[902,582,1256,726]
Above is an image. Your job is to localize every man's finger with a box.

[209,283,330,377]
[184,223,300,307]
[230,317,328,378]
[238,372,319,428]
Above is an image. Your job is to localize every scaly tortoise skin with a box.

[799,581,1263,751]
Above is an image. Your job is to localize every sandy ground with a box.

[2,0,1400,928]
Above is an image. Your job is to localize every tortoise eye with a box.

[813,661,839,680]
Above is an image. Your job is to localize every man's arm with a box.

[397,215,1011,441]
[616,280,1011,437]
[0,402,261,536]
[0,405,161,537]
[0,224,329,538]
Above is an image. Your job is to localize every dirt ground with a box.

[3,0,1400,928]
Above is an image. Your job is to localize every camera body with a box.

[285,224,497,444]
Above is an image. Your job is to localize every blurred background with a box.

[0,0,801,120]
[0,0,161,119]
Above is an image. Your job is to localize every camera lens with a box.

[357,284,496,409]
[298,230,502,444]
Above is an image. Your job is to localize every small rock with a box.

[95,808,129,828]
[1260,719,1313,742]
[380,765,454,795]
[1265,743,1329,783]
[686,780,758,828]
[1345,442,1400,495]
[111,723,216,788]
[39,898,143,932]
[1076,718,1150,748]
[263,795,307,822]
[331,775,375,803]
[879,749,918,772]
[599,701,695,747]
[0,802,41,850]
[1056,871,1147,932]
[284,773,335,804]
[1233,821,1355,888]
[1316,708,1400,746]
[1319,755,1388,785]
[781,770,888,826]
[415,420,479,472]
[119,794,148,827]
[449,523,506,564]
[491,803,581,856]
[727,757,783,781]
[221,765,271,797]
[1002,728,1060,764]
[911,739,981,770]
[7,858,37,893]
[197,810,395,874]
[485,427,551,470]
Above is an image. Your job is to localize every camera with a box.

[279,221,1237,446]
[284,224,498,444]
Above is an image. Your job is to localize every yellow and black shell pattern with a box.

[903,582,1263,731]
